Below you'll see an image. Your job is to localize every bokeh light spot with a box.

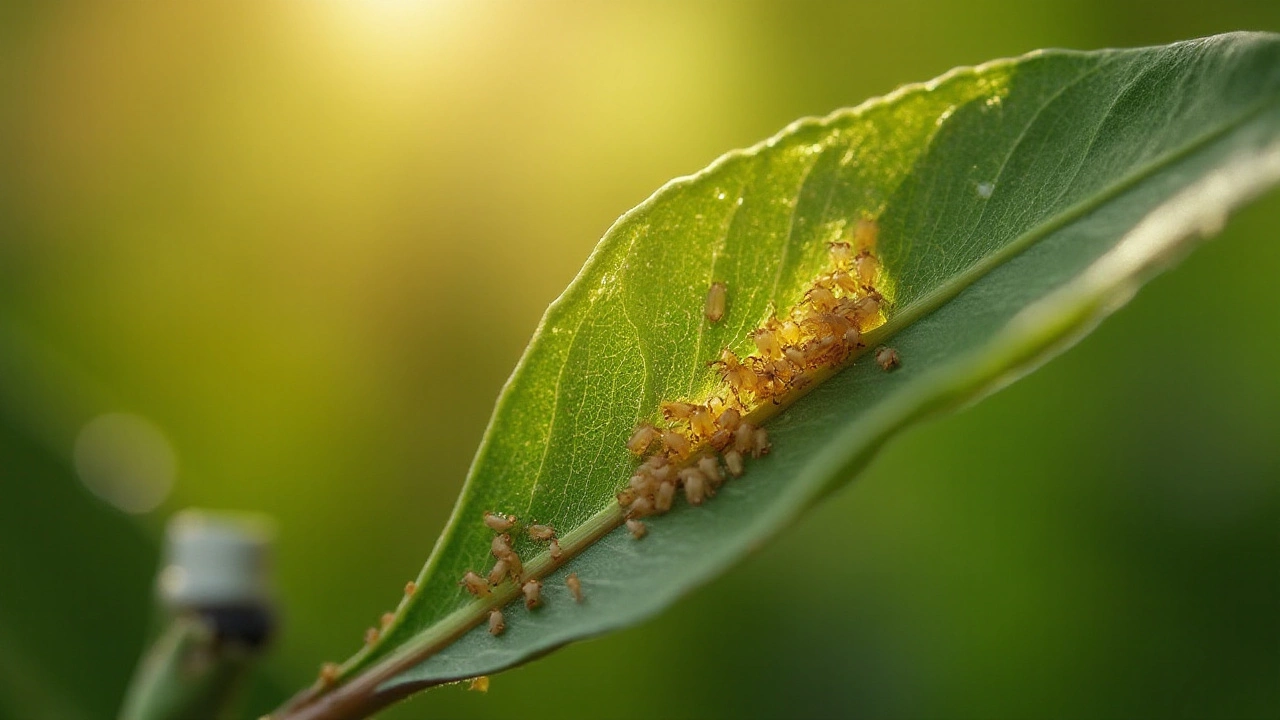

[73,412,176,514]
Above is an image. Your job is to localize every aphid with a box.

[566,573,584,602]
[716,407,741,431]
[751,427,772,458]
[627,495,655,519]
[460,571,490,597]
[505,553,525,581]
[661,401,698,422]
[842,327,863,351]
[850,295,882,328]
[829,241,855,269]
[487,559,509,585]
[832,270,862,295]
[404,580,418,596]
[662,430,691,458]
[468,676,490,693]
[488,609,505,636]
[751,327,784,360]
[549,537,562,560]
[628,471,657,496]
[319,662,340,686]
[689,406,716,438]
[626,518,648,539]
[708,428,733,451]
[853,218,878,252]
[733,422,757,454]
[712,348,760,399]
[705,281,727,322]
[491,533,515,561]
[364,627,379,645]
[723,449,745,477]
[805,285,838,312]
[854,251,880,286]
[380,612,394,629]
[482,511,517,533]
[779,319,804,345]
[616,487,638,507]
[784,346,807,369]
[522,579,543,609]
[626,423,660,455]
[527,524,556,541]
[680,467,710,505]
[697,456,725,487]
[875,346,900,371]
[655,480,676,512]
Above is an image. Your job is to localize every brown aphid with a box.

[522,579,543,609]
[487,559,509,586]
[716,407,742,431]
[404,580,418,596]
[626,518,648,539]
[655,480,676,512]
[705,281,727,322]
[829,240,855,269]
[627,495,655,519]
[616,487,638,508]
[482,511,517,533]
[733,422,756,454]
[662,429,691,458]
[689,406,716,438]
[853,218,879,252]
[491,533,515,561]
[875,346,901,371]
[460,571,490,597]
[549,537,563,560]
[751,427,772,458]
[380,612,395,629]
[364,627,380,645]
[842,327,863,351]
[488,609,505,636]
[697,456,725,488]
[505,553,525,582]
[527,524,556,542]
[628,471,657,496]
[566,573,584,603]
[680,467,711,505]
[708,428,733,451]
[626,423,660,455]
[724,449,745,477]
[319,662,340,686]
[751,327,784,360]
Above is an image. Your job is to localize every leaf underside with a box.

[287,32,1280,715]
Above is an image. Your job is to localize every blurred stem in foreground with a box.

[119,510,276,720]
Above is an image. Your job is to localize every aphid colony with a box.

[619,218,894,533]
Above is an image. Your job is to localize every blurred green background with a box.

[1,2,1277,718]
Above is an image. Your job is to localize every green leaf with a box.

[278,32,1280,718]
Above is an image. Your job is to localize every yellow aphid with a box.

[655,480,676,512]
[527,524,555,541]
[488,609,505,636]
[713,348,760,400]
[679,467,711,505]
[468,676,490,692]
[705,281,727,323]
[855,251,879,286]
[380,612,394,629]
[751,327,784,360]
[566,573,584,603]
[549,537,562,560]
[875,346,901,371]
[662,430,691,458]
[626,518,648,539]
[689,406,716,438]
[460,571,490,597]
[805,285,838,312]
[487,559,508,585]
[697,456,724,487]
[829,241,854,269]
[853,218,878,252]
[717,407,741,431]
[751,427,771,458]
[364,627,379,645]
[851,295,882,327]
[779,319,804,345]
[482,511,517,533]
[724,449,745,477]
[784,346,807,369]
[661,401,698,422]
[832,270,862,295]
[626,423,660,455]
[522,579,543,609]
[404,580,418,596]
[319,662,340,686]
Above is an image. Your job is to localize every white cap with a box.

[158,510,274,608]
